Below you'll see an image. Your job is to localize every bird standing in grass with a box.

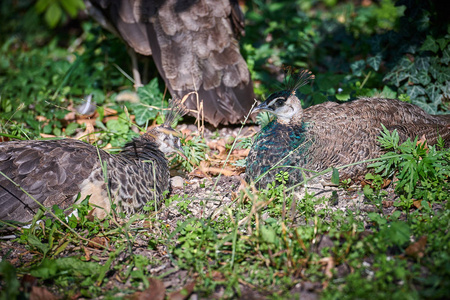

[85,0,254,126]
[0,99,187,223]
[246,70,450,188]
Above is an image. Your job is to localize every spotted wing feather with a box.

[0,140,101,222]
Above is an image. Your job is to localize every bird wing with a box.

[86,0,152,56]
[0,140,102,222]
[86,0,254,126]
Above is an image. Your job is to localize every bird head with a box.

[145,125,183,155]
[252,69,314,124]
[252,90,302,124]
[143,96,190,156]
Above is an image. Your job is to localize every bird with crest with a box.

[246,70,450,188]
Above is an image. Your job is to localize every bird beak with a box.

[175,142,187,160]
[252,102,272,114]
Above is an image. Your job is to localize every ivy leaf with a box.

[412,98,437,114]
[436,38,449,51]
[350,60,366,77]
[416,70,431,86]
[367,54,382,71]
[441,48,450,64]
[426,86,441,103]
[420,35,439,53]
[407,85,425,98]
[415,57,430,71]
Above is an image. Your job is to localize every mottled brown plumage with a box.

[85,0,254,126]
[0,100,187,223]
[246,72,450,187]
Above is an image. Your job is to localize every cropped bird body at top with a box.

[0,99,187,223]
[246,70,450,188]
[85,0,254,126]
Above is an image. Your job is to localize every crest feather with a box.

[283,68,315,95]
[164,94,190,127]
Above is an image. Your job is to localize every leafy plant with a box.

[172,135,208,172]
[129,78,166,126]
[369,125,450,208]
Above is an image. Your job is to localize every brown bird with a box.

[0,99,187,223]
[85,0,254,126]
[246,71,450,188]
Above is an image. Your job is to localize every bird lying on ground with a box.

[0,99,187,223]
[246,70,450,188]
[85,0,254,126]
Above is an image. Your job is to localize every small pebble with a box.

[171,176,185,188]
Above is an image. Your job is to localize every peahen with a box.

[0,99,187,223]
[85,0,254,126]
[246,70,450,188]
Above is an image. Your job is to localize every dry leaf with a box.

[35,115,48,122]
[127,278,166,300]
[382,200,394,208]
[405,236,427,258]
[168,281,196,300]
[30,286,58,300]
[83,246,91,261]
[39,133,57,138]
[319,257,335,279]
[88,236,108,249]
[416,134,429,150]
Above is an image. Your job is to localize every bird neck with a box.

[276,109,303,125]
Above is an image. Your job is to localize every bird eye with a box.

[276,98,284,105]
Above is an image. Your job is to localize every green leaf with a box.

[367,54,382,71]
[106,119,129,134]
[416,70,431,86]
[414,57,430,71]
[381,86,397,99]
[45,2,62,28]
[260,225,276,244]
[420,35,439,53]
[350,60,366,77]
[60,0,85,18]
[0,261,21,300]
[65,122,78,136]
[133,104,158,125]
[426,86,441,103]
[406,85,425,98]
[436,38,449,50]
[27,235,50,256]
[137,78,162,105]
[331,168,340,185]
[381,221,410,247]
[441,48,450,64]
